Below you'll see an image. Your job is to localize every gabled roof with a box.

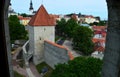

[18,16,31,20]
[28,5,55,26]
[92,38,105,43]
[71,14,78,21]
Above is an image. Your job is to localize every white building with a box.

[85,15,99,24]
[8,2,18,17]
[28,5,55,65]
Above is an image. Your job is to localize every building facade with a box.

[28,5,55,65]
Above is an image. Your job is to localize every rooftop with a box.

[28,5,55,26]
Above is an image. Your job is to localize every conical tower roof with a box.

[28,5,55,26]
[29,0,34,10]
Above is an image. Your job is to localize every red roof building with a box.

[92,25,107,31]
[28,5,55,26]
[92,38,105,52]
[71,14,78,21]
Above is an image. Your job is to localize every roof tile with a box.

[28,5,55,26]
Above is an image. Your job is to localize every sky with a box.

[11,0,108,20]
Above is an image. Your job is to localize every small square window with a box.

[44,28,46,31]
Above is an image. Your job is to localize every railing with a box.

[22,40,33,63]
[23,41,29,53]
[22,40,35,77]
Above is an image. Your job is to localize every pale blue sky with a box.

[11,0,108,20]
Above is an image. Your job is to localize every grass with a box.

[36,62,53,77]
[55,35,61,42]
[14,71,24,77]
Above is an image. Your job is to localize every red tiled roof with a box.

[71,14,77,21]
[94,31,102,34]
[92,25,107,31]
[19,17,31,20]
[68,51,74,60]
[94,30,106,35]
[85,15,94,18]
[49,14,59,18]
[92,38,105,43]
[93,38,105,52]
[18,16,23,19]
[102,32,106,37]
[44,40,74,60]
[94,46,105,52]
[45,40,67,50]
[97,46,105,52]
[18,16,31,20]
[28,5,55,26]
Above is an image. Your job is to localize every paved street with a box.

[29,62,42,77]
[12,47,28,77]
[12,47,22,60]
[12,47,42,77]
[63,40,81,57]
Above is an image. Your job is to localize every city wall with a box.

[44,40,70,69]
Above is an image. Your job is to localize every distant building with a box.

[78,15,86,24]
[91,38,105,60]
[28,0,37,16]
[84,15,99,24]
[49,14,60,24]
[59,13,78,22]
[8,2,18,17]
[18,16,31,26]
[71,14,78,21]
[29,0,34,15]
[91,25,107,59]
[78,15,100,24]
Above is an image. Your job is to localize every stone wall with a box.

[44,40,70,69]
[29,26,55,65]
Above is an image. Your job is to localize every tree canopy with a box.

[9,15,27,43]
[55,18,66,36]
[64,18,79,38]
[20,13,29,17]
[72,26,94,55]
[89,20,107,26]
[55,18,79,38]
[50,57,103,77]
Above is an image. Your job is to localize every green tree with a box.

[95,16,101,21]
[65,18,79,38]
[20,13,29,17]
[89,21,107,26]
[89,22,99,26]
[50,57,103,77]
[97,20,107,26]
[55,18,66,36]
[73,26,94,55]
[9,15,27,43]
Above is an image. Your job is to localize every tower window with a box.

[44,28,46,31]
